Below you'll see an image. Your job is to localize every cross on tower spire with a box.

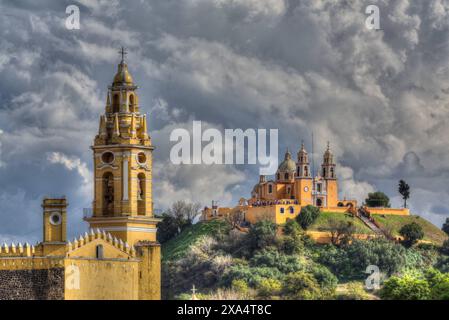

[119,46,128,62]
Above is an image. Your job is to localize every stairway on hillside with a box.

[357,211,385,237]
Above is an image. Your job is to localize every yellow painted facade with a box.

[0,54,161,300]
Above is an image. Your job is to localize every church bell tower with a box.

[85,48,160,246]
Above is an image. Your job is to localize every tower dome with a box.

[113,47,134,86]
[278,149,296,172]
[113,61,134,85]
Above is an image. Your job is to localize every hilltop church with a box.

[203,142,409,225]
[0,51,161,300]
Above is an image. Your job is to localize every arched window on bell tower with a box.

[112,94,120,113]
[137,173,146,215]
[103,172,114,216]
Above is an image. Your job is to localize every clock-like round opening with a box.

[101,152,114,164]
[50,212,62,226]
[137,152,147,164]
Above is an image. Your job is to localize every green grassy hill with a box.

[309,212,376,235]
[162,219,230,261]
[371,214,448,245]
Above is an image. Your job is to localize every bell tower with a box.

[85,48,160,246]
[294,142,313,205]
[321,142,338,207]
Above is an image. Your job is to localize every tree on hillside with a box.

[168,200,201,225]
[326,219,357,246]
[156,200,201,243]
[248,220,277,251]
[399,222,424,247]
[365,191,391,208]
[398,180,411,208]
[157,214,179,243]
[225,209,245,229]
[442,218,449,237]
[296,205,320,230]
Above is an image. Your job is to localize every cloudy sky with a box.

[0,0,449,242]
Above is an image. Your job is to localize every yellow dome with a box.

[113,62,134,85]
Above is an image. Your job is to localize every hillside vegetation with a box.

[162,219,230,261]
[161,214,449,300]
[310,212,375,235]
[372,214,448,245]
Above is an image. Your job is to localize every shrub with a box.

[248,220,277,251]
[280,235,304,255]
[399,222,424,247]
[222,264,283,287]
[282,271,322,300]
[317,239,407,280]
[338,282,372,300]
[296,205,320,230]
[365,191,391,208]
[250,248,302,273]
[308,264,338,297]
[380,272,431,300]
[441,240,449,255]
[442,218,449,236]
[283,220,302,236]
[256,278,282,298]
[231,279,249,296]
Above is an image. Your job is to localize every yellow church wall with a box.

[320,207,350,214]
[305,231,380,244]
[366,207,410,216]
[245,204,301,225]
[64,258,139,300]
[245,206,276,224]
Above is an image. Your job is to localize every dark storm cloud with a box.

[1,0,449,242]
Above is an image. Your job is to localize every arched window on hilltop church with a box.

[284,173,289,180]
[268,184,273,194]
[330,167,335,178]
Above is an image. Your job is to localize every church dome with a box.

[278,149,296,172]
[113,61,134,85]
